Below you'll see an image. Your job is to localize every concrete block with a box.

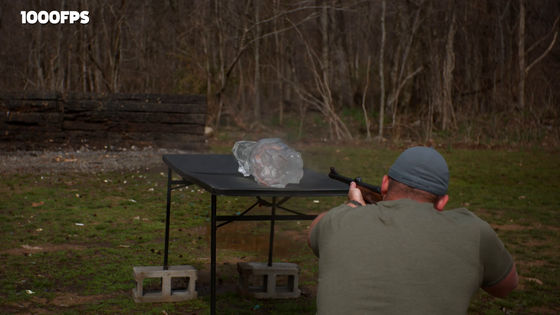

[237,262,301,299]
[132,265,197,303]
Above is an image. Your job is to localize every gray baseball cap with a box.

[388,146,449,196]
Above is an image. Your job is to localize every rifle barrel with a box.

[329,167,381,194]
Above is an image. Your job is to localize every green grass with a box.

[1,145,559,314]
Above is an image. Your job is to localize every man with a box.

[309,146,518,314]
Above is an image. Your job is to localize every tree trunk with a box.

[362,56,372,139]
[320,1,334,139]
[441,7,457,130]
[254,0,261,121]
[274,0,284,125]
[377,0,386,139]
[214,0,225,129]
[518,0,525,110]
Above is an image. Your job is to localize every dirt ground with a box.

[0,146,197,174]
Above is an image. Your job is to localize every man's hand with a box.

[347,182,366,207]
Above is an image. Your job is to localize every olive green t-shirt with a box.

[309,199,514,315]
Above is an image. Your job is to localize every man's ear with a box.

[381,175,390,195]
[435,194,449,211]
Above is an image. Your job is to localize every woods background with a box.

[1,0,559,145]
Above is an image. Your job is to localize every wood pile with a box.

[0,93,206,150]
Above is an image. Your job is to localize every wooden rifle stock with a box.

[328,167,383,204]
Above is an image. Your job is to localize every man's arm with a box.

[307,182,365,249]
[307,211,327,248]
[482,263,518,298]
[479,220,518,298]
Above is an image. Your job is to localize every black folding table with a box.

[161,154,348,314]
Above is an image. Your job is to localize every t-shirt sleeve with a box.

[309,204,349,258]
[309,216,321,257]
[479,222,514,287]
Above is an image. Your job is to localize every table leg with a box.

[163,167,172,270]
[211,194,217,315]
[268,196,276,267]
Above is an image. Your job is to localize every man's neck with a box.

[383,194,434,204]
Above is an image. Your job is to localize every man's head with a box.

[381,146,449,210]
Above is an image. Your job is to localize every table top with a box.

[163,154,349,197]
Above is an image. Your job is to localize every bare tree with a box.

[387,2,424,130]
[286,9,352,140]
[518,0,559,111]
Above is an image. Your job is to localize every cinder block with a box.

[132,265,197,303]
[237,262,301,299]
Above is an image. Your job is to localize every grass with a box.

[0,144,559,314]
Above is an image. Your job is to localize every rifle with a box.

[328,167,382,204]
